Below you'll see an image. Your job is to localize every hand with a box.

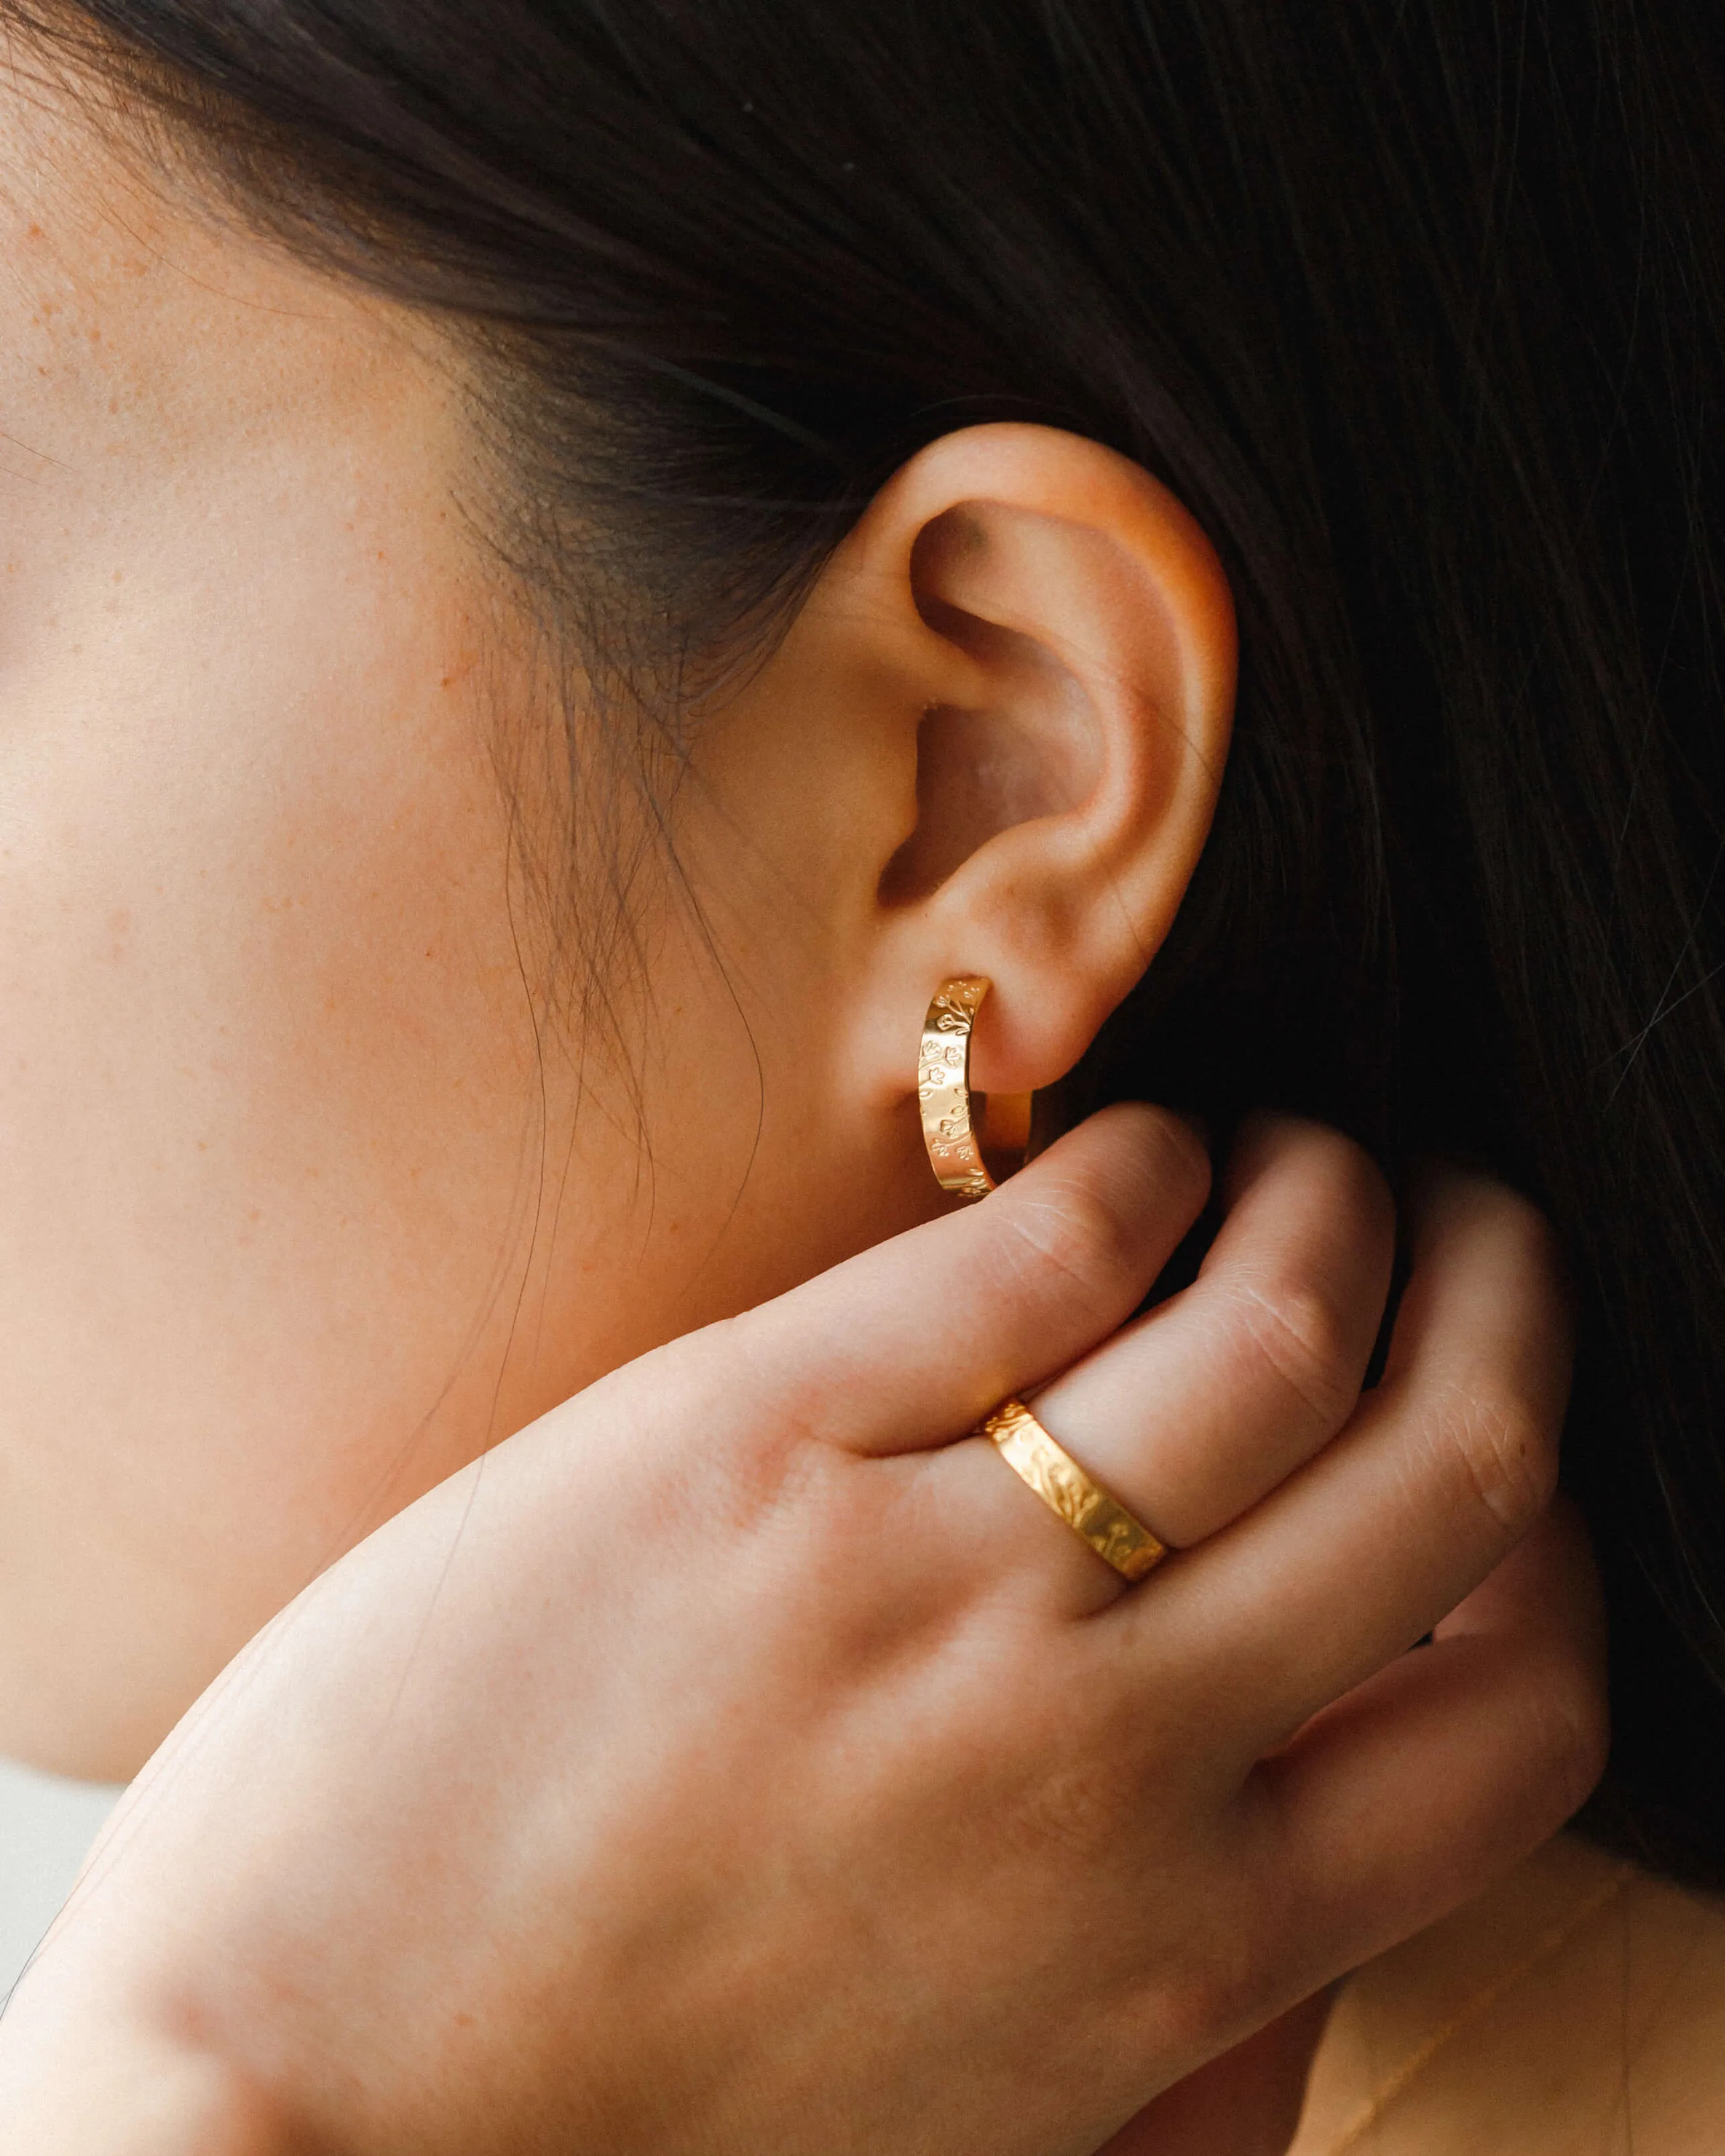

[0,1110,1604,2156]
[1097,1481,1599,2156]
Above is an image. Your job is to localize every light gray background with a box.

[0,1758,121,1995]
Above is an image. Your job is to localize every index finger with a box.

[724,1103,1210,1456]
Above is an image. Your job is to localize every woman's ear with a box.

[686,422,1235,1114]
[862,424,1235,1097]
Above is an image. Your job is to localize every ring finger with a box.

[929,1115,1396,1609]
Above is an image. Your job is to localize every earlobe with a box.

[856,423,1237,1100]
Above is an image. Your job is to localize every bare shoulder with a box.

[1291,1833,1725,2155]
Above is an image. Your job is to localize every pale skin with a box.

[0,63,1606,2153]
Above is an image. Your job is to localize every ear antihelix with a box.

[916,978,1032,1198]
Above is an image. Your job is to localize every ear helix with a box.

[917,978,1032,1198]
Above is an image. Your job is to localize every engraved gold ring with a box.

[982,1397,1169,1583]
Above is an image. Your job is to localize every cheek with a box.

[0,499,548,1764]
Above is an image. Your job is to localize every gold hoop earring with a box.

[917,977,1032,1198]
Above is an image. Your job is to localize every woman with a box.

[0,0,1716,2147]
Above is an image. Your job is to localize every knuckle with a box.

[1150,1961,1238,2061]
[1231,1273,1360,1427]
[1423,1174,1570,1328]
[1524,1657,1612,1819]
[1491,1189,1569,1303]
[998,1178,1143,1314]
[998,1107,1210,1314]
[1131,1105,1214,1217]
[1133,1914,1271,2062]
[1445,1378,1560,1536]
[1476,1178,1555,1248]
[1234,1114,1388,1217]
[1332,1136,1396,1246]
[1559,1687,1613,1815]
[1089,1101,1213,1229]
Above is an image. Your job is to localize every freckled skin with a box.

[0,79,941,1777]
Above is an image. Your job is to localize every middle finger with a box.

[920,1116,1394,1611]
